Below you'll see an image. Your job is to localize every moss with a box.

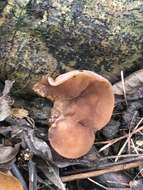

[0,20,58,95]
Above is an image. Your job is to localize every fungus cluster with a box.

[33,70,114,159]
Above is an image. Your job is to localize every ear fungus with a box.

[33,70,114,158]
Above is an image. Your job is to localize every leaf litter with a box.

[0,69,143,189]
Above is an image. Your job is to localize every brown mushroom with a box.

[33,70,114,158]
[0,171,23,190]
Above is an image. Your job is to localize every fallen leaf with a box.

[0,80,15,121]
[11,108,29,119]
[0,144,19,165]
[113,69,143,95]
[0,97,11,121]
[136,140,143,147]
[23,128,53,161]
[38,161,66,190]
[0,144,20,171]
[2,81,15,97]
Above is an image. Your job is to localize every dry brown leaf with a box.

[11,108,29,119]
[113,69,143,95]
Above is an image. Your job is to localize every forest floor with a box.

[0,69,143,190]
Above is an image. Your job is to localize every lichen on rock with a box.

[0,0,143,95]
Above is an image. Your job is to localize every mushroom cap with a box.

[48,118,95,159]
[0,172,23,190]
[33,70,114,131]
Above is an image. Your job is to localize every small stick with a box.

[133,117,143,131]
[115,138,128,162]
[121,70,128,106]
[61,160,143,182]
[98,124,143,152]
[131,138,139,155]
[88,178,108,190]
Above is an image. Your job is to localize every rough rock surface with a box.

[0,0,143,95]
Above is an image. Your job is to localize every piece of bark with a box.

[0,0,143,95]
[113,69,143,95]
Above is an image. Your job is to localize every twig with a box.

[100,154,143,160]
[88,178,108,190]
[133,167,143,181]
[107,188,130,190]
[134,117,143,130]
[98,134,128,152]
[98,124,143,153]
[115,115,137,162]
[131,138,139,155]
[135,147,143,152]
[115,138,128,162]
[121,70,128,106]
[61,160,143,182]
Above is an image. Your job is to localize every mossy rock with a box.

[0,0,143,95]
